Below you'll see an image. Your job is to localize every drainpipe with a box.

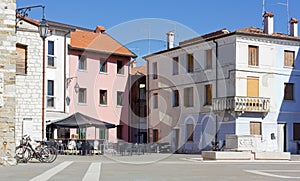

[64,31,71,113]
[213,39,218,144]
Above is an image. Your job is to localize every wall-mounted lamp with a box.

[16,5,49,140]
[74,82,80,94]
[66,76,77,88]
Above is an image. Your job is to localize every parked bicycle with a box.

[211,140,225,151]
[15,135,57,163]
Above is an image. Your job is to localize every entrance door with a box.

[277,123,286,152]
[171,128,180,153]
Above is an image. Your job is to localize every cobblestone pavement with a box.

[0,154,300,181]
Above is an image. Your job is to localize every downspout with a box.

[64,31,71,113]
[146,60,150,144]
[213,39,218,144]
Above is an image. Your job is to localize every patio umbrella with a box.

[48,112,116,129]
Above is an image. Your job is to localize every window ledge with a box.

[47,66,57,69]
[117,74,126,77]
[283,66,294,69]
[116,105,123,108]
[78,69,88,72]
[99,104,108,107]
[248,65,259,68]
[99,72,108,75]
[78,103,88,106]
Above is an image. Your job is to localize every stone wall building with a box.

[0,0,17,163]
[15,17,44,143]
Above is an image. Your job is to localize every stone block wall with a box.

[15,20,43,143]
[0,0,17,161]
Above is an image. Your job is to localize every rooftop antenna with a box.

[277,0,290,34]
[262,0,265,28]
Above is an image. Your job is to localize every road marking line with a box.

[82,162,102,181]
[244,169,300,179]
[30,161,73,181]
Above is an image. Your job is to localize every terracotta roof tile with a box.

[17,14,39,26]
[70,29,136,57]
[235,26,300,40]
[131,64,147,75]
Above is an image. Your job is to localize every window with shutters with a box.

[172,89,179,107]
[293,123,300,140]
[153,129,159,142]
[173,57,179,75]
[284,83,294,101]
[248,46,259,66]
[184,87,193,107]
[206,49,212,69]
[247,77,259,97]
[187,54,194,73]
[186,124,194,142]
[250,122,261,135]
[205,84,212,105]
[16,44,27,75]
[284,50,295,67]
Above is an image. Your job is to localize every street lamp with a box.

[16,5,48,139]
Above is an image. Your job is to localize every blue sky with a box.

[17,0,300,65]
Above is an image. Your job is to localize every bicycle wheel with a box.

[47,146,58,163]
[15,146,31,163]
[37,147,51,163]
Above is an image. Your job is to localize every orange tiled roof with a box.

[131,64,147,75]
[235,26,300,40]
[17,14,39,26]
[70,30,136,57]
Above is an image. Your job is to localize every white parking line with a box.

[30,161,73,181]
[244,169,300,179]
[82,162,102,181]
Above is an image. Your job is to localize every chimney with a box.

[166,31,175,49]
[289,18,299,37]
[263,12,274,35]
[95,26,105,33]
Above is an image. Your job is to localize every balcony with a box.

[213,96,270,113]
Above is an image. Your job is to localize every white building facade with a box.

[144,14,300,153]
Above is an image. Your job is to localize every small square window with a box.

[100,58,107,73]
[117,60,123,74]
[117,91,124,106]
[78,88,87,104]
[284,83,294,101]
[100,89,107,105]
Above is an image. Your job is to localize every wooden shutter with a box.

[284,51,294,67]
[247,77,259,97]
[206,49,212,69]
[250,122,261,135]
[16,44,27,75]
[284,83,294,100]
[205,84,212,105]
[248,46,258,66]
[187,124,194,141]
[153,129,159,142]
[187,54,194,72]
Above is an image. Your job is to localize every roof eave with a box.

[69,45,137,58]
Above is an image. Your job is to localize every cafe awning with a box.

[48,112,116,129]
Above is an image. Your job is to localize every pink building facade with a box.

[68,28,136,142]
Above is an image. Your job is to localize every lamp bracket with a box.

[16,5,45,28]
